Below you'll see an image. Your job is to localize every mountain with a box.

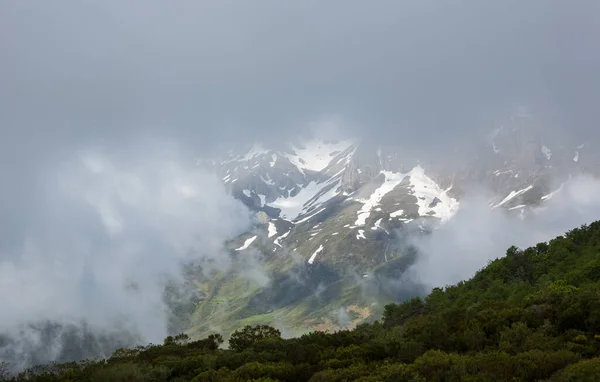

[15,221,600,381]
[202,139,459,264]
[185,112,598,340]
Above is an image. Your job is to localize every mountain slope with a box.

[186,115,599,339]
[17,221,600,381]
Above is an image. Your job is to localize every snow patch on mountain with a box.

[509,204,527,210]
[269,181,324,220]
[371,218,382,230]
[494,169,513,177]
[239,144,269,162]
[408,166,459,221]
[354,170,408,226]
[235,236,257,251]
[308,245,324,264]
[295,207,326,224]
[304,183,340,211]
[372,218,389,234]
[492,185,534,209]
[274,230,290,248]
[334,145,357,166]
[226,143,270,163]
[541,184,564,201]
[267,222,277,238]
[303,170,344,209]
[269,167,344,223]
[354,165,458,226]
[284,139,354,172]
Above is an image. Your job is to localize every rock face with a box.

[187,111,599,338]
[202,118,592,267]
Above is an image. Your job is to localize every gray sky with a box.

[2,0,599,150]
[1,0,600,367]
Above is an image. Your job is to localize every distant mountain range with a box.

[187,110,597,339]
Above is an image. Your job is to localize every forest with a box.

[4,221,600,381]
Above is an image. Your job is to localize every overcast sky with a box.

[1,0,600,367]
[2,0,598,231]
[2,0,599,150]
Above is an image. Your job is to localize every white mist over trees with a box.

[0,140,251,368]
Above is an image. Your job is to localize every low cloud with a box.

[0,139,251,369]
[407,175,600,289]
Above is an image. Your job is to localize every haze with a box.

[1,0,599,370]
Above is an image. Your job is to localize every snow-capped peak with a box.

[284,139,355,173]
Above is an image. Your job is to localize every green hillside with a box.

[8,221,600,381]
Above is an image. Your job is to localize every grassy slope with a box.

[186,198,418,340]
[17,221,600,381]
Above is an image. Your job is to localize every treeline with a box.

[6,221,600,381]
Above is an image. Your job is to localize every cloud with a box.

[1,0,599,369]
[406,175,600,289]
[0,139,251,368]
[1,1,599,150]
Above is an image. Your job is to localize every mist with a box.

[1,0,600,371]
[0,139,251,369]
[407,175,600,290]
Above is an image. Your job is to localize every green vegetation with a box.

[7,221,600,381]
